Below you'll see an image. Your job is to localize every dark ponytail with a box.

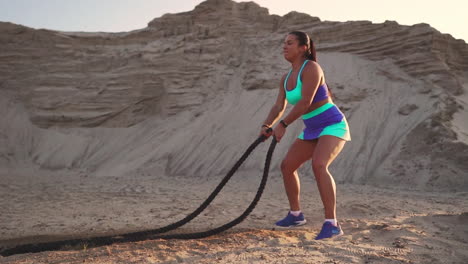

[288,31,316,62]
[307,38,317,62]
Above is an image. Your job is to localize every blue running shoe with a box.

[315,221,344,240]
[275,211,307,227]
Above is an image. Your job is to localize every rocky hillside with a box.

[1,0,467,190]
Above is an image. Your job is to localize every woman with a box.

[260,31,351,240]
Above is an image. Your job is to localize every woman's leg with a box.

[280,138,316,211]
[311,135,346,219]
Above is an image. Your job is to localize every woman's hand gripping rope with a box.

[260,125,273,141]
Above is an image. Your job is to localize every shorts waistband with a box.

[302,102,335,119]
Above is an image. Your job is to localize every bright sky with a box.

[0,0,466,42]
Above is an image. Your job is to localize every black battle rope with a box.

[0,134,277,256]
[159,137,277,239]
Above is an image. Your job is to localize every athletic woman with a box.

[260,31,351,240]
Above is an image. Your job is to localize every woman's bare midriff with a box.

[306,96,333,114]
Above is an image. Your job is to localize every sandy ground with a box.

[1,168,467,264]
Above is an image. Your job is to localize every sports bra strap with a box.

[297,60,309,82]
[283,69,292,90]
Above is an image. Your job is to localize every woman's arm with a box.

[262,74,288,127]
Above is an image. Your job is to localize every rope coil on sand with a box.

[0,133,277,256]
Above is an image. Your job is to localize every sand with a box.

[1,166,467,263]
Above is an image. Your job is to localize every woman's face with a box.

[283,34,306,62]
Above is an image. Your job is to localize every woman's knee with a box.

[312,160,328,174]
[281,158,296,175]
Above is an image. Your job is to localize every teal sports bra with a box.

[284,60,329,105]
